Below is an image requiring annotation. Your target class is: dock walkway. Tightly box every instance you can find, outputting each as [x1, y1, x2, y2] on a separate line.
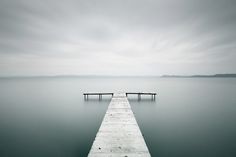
[88, 93, 151, 157]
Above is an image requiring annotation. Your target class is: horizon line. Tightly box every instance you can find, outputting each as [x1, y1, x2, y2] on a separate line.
[0, 73, 236, 78]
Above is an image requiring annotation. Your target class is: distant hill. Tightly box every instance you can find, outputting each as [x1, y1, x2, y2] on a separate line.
[161, 74, 236, 78]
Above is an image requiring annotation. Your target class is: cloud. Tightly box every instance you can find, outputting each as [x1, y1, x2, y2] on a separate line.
[0, 0, 236, 76]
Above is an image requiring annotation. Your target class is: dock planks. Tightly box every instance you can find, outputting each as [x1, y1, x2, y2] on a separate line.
[88, 93, 151, 157]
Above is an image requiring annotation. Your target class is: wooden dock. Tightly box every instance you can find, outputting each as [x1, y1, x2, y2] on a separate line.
[83, 93, 113, 100]
[88, 93, 151, 157]
[83, 92, 156, 101]
[126, 92, 156, 101]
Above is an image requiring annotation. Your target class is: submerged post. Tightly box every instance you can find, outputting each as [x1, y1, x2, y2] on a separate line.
[84, 94, 88, 100]
[138, 93, 141, 101]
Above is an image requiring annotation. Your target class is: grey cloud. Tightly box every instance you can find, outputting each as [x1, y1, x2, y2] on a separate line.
[0, 0, 236, 75]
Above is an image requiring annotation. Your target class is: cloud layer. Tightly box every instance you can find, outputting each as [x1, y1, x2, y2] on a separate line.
[0, 0, 236, 76]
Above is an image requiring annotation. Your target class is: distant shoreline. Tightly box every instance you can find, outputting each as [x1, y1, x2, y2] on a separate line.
[161, 74, 236, 78]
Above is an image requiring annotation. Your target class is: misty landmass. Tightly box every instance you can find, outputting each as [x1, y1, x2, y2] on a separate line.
[162, 74, 236, 78]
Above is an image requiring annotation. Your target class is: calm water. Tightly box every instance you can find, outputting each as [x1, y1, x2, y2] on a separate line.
[0, 77, 236, 157]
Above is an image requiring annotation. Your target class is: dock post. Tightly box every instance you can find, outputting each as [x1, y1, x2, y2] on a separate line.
[138, 93, 141, 101]
[84, 94, 88, 101]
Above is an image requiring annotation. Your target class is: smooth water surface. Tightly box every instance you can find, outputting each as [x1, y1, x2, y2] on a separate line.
[0, 77, 236, 157]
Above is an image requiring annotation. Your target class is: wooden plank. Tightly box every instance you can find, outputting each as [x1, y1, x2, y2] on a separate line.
[88, 93, 151, 157]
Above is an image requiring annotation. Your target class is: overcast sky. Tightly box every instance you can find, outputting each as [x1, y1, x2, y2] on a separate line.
[0, 0, 236, 76]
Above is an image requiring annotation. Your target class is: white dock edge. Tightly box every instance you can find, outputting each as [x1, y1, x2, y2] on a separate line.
[88, 93, 151, 157]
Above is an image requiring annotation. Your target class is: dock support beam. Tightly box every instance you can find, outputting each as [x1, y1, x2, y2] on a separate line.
[84, 94, 88, 101]
[138, 93, 141, 101]
[151, 94, 156, 101]
[99, 94, 102, 100]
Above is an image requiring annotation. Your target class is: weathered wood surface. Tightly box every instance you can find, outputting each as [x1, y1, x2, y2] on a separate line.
[88, 93, 151, 157]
